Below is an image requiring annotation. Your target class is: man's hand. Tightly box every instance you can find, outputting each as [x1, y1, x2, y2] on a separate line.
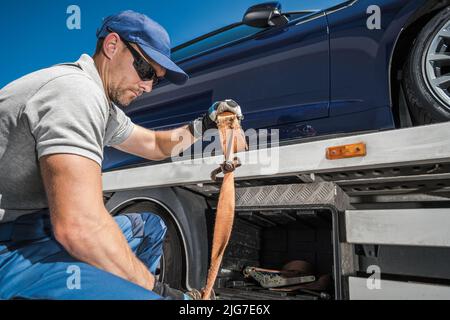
[207, 99, 244, 124]
[189, 99, 244, 138]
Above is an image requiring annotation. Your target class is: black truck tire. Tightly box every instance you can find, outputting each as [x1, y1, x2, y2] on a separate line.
[117, 201, 184, 290]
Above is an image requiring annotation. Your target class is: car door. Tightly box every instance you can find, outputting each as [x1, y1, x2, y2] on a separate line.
[104, 9, 330, 170]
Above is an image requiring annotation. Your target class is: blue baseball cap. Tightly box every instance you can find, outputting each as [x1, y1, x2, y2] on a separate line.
[97, 10, 188, 85]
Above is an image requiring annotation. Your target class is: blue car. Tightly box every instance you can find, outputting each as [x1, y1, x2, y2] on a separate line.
[104, 0, 450, 171]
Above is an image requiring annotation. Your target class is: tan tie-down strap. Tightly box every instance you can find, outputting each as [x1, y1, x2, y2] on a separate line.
[202, 112, 247, 300]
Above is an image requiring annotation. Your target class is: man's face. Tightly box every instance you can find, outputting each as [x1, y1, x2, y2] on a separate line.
[108, 38, 166, 107]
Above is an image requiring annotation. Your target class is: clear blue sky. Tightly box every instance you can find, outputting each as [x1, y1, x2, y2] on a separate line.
[0, 0, 341, 87]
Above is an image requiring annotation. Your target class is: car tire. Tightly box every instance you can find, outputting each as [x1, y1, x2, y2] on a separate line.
[117, 201, 185, 290]
[403, 6, 450, 124]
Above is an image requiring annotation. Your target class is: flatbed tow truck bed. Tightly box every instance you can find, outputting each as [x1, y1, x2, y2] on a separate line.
[102, 122, 450, 300]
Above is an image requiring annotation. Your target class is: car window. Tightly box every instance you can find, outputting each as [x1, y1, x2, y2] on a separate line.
[172, 24, 260, 62]
[172, 12, 314, 63]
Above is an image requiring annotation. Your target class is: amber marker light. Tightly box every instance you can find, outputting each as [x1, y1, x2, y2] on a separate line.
[326, 142, 367, 160]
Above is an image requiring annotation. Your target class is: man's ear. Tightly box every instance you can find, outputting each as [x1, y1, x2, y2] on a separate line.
[102, 33, 121, 59]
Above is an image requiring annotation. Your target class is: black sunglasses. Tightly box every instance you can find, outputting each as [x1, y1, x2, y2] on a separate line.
[123, 41, 160, 85]
[107, 28, 161, 84]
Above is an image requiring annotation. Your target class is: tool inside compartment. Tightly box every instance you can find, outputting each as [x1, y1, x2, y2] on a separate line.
[212, 209, 336, 300]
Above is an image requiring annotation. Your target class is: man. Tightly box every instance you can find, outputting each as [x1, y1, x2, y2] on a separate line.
[0, 10, 242, 300]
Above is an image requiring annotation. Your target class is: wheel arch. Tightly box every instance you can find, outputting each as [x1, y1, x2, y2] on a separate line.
[104, 186, 210, 290]
[390, 1, 450, 127]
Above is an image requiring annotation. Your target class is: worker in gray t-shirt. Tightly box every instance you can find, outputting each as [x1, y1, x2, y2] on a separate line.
[0, 10, 243, 300]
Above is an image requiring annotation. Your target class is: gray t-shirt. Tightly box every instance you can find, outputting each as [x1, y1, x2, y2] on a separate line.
[0, 54, 134, 223]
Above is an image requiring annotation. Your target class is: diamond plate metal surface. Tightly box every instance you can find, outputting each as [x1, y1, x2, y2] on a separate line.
[235, 182, 351, 212]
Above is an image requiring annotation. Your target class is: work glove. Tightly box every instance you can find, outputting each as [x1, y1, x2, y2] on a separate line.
[184, 288, 216, 300]
[152, 281, 186, 300]
[153, 281, 216, 300]
[188, 99, 244, 138]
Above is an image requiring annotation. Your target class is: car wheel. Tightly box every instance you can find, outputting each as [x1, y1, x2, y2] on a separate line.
[403, 6, 450, 124]
[117, 201, 184, 290]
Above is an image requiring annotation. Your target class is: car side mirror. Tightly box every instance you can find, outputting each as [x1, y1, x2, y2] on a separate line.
[243, 2, 289, 28]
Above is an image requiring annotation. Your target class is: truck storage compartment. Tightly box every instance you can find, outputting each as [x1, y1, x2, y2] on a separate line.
[214, 208, 339, 300]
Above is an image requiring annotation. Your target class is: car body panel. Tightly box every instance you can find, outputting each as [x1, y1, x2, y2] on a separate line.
[327, 0, 427, 117]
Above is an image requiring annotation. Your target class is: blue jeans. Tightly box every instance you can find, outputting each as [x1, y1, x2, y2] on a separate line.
[0, 210, 167, 300]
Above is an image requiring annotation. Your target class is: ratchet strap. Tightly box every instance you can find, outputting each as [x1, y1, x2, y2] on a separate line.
[202, 112, 247, 300]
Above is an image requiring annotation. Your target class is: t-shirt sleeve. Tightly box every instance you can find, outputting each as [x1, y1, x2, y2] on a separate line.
[23, 74, 109, 166]
[104, 104, 135, 147]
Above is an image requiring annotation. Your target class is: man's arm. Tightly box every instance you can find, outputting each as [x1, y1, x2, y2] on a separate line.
[114, 124, 196, 161]
[114, 100, 243, 161]
[40, 154, 156, 291]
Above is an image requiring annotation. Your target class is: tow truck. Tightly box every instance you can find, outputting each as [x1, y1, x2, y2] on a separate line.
[102, 121, 450, 300]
